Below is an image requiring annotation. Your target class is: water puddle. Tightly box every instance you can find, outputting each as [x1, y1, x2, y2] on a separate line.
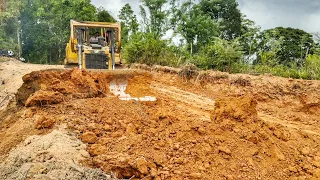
[109, 79, 157, 102]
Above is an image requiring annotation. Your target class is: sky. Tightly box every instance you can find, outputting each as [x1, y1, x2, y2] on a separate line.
[91, 0, 320, 33]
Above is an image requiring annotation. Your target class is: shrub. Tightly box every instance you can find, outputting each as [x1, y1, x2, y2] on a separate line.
[190, 38, 243, 71]
[305, 54, 320, 79]
[178, 63, 199, 81]
[123, 33, 319, 81]
[123, 32, 185, 67]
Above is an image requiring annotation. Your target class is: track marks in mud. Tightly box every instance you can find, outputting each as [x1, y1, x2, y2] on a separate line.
[152, 82, 320, 137]
[152, 83, 215, 121]
[152, 83, 215, 111]
[259, 113, 320, 137]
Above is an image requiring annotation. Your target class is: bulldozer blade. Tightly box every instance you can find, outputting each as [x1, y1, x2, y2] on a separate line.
[108, 70, 157, 102]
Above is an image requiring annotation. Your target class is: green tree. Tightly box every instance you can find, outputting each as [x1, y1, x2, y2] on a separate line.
[140, 0, 168, 37]
[199, 0, 242, 40]
[96, 7, 116, 22]
[20, 0, 96, 63]
[192, 38, 243, 71]
[124, 32, 183, 67]
[239, 16, 261, 61]
[305, 54, 320, 79]
[119, 4, 139, 46]
[0, 0, 25, 56]
[258, 27, 314, 66]
[172, 0, 220, 54]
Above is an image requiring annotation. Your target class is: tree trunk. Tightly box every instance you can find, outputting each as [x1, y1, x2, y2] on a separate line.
[17, 22, 21, 57]
[248, 42, 252, 62]
[228, 58, 231, 73]
[49, 50, 51, 65]
[305, 47, 309, 59]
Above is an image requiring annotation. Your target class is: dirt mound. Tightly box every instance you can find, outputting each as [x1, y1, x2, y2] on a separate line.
[34, 94, 320, 179]
[16, 69, 153, 106]
[0, 130, 111, 180]
[212, 96, 258, 123]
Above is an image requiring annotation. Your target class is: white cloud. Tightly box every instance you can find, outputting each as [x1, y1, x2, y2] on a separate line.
[91, 0, 125, 19]
[238, 0, 320, 33]
[91, 0, 140, 20]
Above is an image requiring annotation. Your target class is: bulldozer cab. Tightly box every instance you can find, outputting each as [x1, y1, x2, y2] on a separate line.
[65, 20, 122, 70]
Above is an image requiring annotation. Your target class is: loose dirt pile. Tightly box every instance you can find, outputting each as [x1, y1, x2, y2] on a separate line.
[16, 68, 153, 106]
[58, 96, 319, 179]
[1, 67, 320, 180]
[0, 129, 110, 180]
[0, 58, 62, 110]
[211, 96, 258, 123]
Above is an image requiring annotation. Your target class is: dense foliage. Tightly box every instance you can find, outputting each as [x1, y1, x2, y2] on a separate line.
[0, 0, 319, 79]
[0, 0, 112, 64]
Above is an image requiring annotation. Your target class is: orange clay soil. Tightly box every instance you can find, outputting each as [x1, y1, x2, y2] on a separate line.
[1, 68, 320, 180]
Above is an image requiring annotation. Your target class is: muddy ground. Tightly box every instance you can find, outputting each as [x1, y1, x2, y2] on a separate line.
[1, 58, 320, 180]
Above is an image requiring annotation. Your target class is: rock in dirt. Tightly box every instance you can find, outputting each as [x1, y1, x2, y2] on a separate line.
[135, 158, 149, 175]
[24, 108, 34, 118]
[288, 166, 298, 173]
[211, 96, 258, 123]
[313, 169, 320, 178]
[273, 127, 291, 141]
[300, 147, 311, 156]
[312, 161, 320, 168]
[189, 172, 202, 179]
[126, 123, 137, 135]
[25, 90, 64, 107]
[81, 132, 98, 144]
[0, 130, 110, 180]
[89, 144, 107, 156]
[218, 146, 232, 155]
[35, 116, 55, 129]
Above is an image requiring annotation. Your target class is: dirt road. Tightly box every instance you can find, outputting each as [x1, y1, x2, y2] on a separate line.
[0, 58, 63, 110]
[1, 58, 320, 179]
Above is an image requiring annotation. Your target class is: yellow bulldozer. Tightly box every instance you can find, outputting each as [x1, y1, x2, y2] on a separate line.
[64, 20, 122, 70]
